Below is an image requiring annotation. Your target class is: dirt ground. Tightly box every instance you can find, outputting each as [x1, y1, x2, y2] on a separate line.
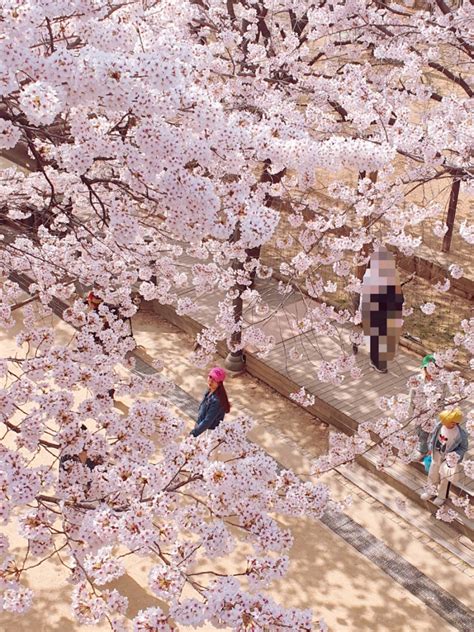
[0, 305, 472, 632]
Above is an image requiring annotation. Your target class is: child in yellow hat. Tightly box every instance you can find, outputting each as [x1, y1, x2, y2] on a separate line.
[420, 408, 468, 506]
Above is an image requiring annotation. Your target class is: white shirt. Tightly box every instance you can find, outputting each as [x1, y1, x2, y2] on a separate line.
[436, 426, 459, 454]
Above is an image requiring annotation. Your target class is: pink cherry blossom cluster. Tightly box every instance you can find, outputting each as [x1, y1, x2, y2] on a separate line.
[0, 291, 333, 627]
[0, 0, 473, 627]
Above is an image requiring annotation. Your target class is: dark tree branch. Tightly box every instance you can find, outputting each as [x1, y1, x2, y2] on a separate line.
[428, 61, 473, 97]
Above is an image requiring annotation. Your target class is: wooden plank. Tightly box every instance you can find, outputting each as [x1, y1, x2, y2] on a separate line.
[338, 382, 412, 417]
[322, 381, 406, 414]
[298, 360, 413, 395]
[337, 462, 474, 567]
[245, 354, 359, 435]
[360, 451, 474, 537]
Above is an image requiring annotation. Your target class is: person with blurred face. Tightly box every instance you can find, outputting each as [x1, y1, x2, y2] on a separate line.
[361, 246, 404, 374]
[420, 408, 468, 506]
[191, 367, 231, 437]
[408, 354, 447, 461]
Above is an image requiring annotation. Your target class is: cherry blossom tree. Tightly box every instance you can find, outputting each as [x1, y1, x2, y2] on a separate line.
[0, 0, 473, 628]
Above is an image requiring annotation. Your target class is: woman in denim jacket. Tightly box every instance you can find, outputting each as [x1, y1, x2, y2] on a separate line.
[191, 367, 231, 437]
[421, 408, 468, 506]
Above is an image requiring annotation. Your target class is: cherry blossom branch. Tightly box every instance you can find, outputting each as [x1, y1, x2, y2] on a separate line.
[2, 419, 60, 449]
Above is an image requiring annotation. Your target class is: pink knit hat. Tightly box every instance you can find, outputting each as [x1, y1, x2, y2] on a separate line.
[208, 367, 226, 383]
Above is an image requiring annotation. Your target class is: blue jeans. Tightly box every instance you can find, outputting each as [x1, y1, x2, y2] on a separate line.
[416, 426, 429, 454]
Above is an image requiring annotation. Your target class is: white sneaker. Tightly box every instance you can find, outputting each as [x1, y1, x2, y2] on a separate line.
[420, 491, 435, 501]
[370, 361, 388, 374]
[433, 496, 446, 507]
[412, 451, 428, 462]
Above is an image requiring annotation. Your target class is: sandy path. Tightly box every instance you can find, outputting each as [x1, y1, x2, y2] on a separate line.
[0, 305, 472, 632]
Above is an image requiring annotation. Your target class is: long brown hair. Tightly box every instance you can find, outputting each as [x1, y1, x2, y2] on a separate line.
[215, 383, 231, 414]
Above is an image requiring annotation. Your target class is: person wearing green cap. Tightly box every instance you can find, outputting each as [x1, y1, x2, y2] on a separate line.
[421, 353, 436, 369]
[407, 353, 446, 460]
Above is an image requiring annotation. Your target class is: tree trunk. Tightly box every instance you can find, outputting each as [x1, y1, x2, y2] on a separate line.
[224, 222, 246, 372]
[441, 175, 461, 253]
[224, 160, 287, 370]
